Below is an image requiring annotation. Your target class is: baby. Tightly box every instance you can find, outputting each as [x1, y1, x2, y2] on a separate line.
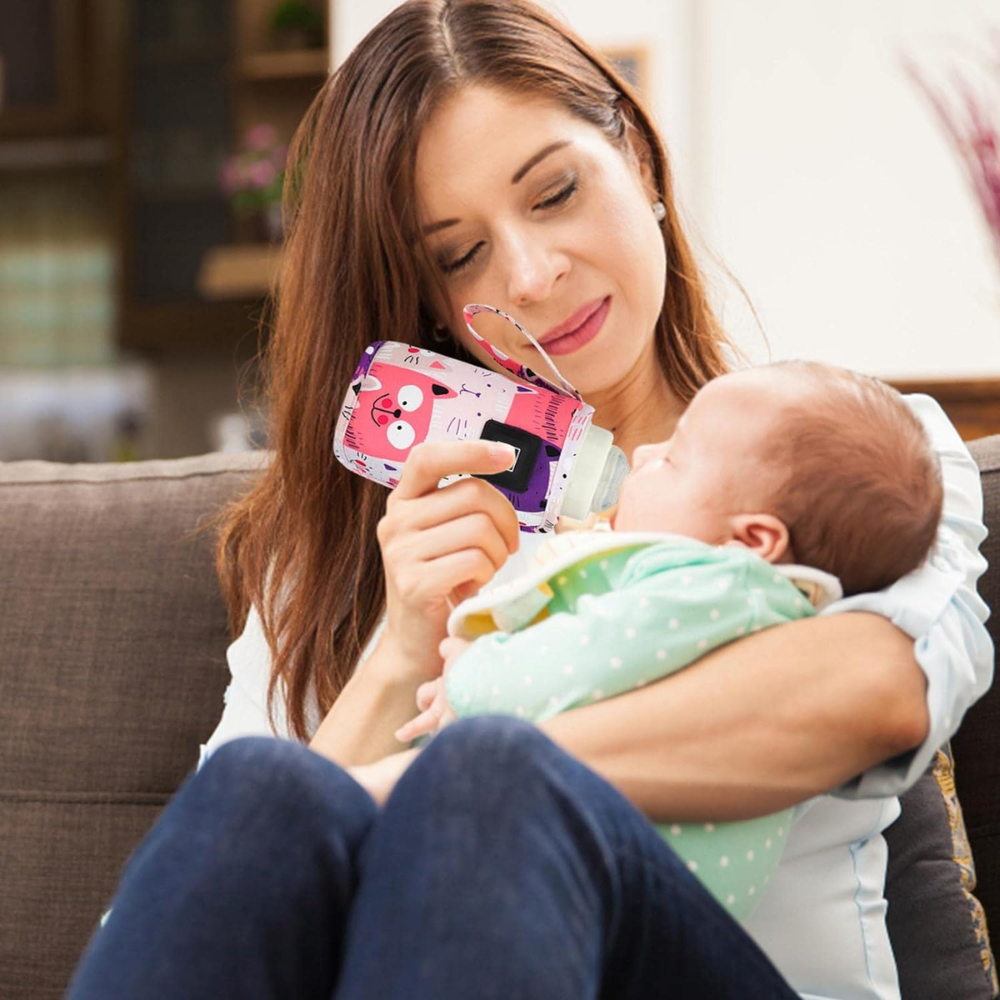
[396, 359, 944, 920]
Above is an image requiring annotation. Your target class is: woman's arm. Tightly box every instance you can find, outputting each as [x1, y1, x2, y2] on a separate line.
[539, 610, 927, 822]
[823, 395, 993, 795]
[309, 440, 522, 767]
[308, 630, 431, 765]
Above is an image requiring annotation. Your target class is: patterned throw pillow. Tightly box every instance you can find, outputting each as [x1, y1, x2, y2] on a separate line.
[932, 745, 998, 994]
[885, 744, 998, 999]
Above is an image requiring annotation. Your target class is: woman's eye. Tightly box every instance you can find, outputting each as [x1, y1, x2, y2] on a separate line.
[536, 179, 577, 211]
[437, 179, 577, 277]
[440, 243, 483, 276]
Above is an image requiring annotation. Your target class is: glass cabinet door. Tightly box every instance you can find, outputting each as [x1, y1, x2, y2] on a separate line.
[0, 0, 83, 135]
[127, 0, 233, 304]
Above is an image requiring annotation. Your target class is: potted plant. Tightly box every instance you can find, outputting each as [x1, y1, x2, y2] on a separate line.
[219, 124, 289, 244]
[268, 0, 325, 51]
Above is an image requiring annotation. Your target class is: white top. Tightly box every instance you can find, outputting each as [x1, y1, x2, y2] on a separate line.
[201, 393, 993, 1000]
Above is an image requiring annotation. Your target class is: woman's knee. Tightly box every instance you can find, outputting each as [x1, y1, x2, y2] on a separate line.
[384, 717, 626, 904]
[188, 737, 377, 842]
[398, 716, 579, 820]
[404, 717, 657, 858]
[424, 715, 558, 774]
[196, 736, 322, 800]
[105, 738, 374, 957]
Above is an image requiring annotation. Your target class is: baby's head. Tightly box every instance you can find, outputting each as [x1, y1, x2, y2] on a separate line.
[612, 361, 943, 596]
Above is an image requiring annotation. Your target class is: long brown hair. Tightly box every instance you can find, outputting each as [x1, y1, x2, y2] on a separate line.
[215, 0, 736, 740]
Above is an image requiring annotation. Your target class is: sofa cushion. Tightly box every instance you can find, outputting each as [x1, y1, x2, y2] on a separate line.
[955, 436, 1000, 925]
[1, 793, 169, 999]
[881, 434, 1000, 999]
[0, 452, 265, 1000]
[4, 441, 1000, 999]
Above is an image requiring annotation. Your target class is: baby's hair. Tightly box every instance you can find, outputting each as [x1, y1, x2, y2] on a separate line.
[762, 361, 943, 597]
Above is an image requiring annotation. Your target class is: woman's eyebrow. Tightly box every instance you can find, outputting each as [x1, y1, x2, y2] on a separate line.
[421, 140, 574, 236]
[423, 217, 460, 236]
[511, 140, 572, 184]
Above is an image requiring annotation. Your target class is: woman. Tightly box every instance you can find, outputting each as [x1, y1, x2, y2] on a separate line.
[67, 2, 991, 998]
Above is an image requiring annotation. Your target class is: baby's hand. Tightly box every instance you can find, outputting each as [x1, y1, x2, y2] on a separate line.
[394, 635, 473, 743]
[393, 634, 469, 744]
[439, 635, 472, 672]
[394, 677, 455, 743]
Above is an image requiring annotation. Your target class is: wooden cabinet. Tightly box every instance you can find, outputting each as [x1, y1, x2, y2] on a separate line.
[118, 0, 328, 347]
[0, 0, 84, 136]
[196, 0, 329, 302]
[117, 0, 251, 349]
[889, 379, 1000, 443]
[0, 0, 327, 354]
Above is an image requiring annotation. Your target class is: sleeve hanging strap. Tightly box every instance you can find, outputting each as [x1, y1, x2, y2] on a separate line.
[462, 303, 584, 402]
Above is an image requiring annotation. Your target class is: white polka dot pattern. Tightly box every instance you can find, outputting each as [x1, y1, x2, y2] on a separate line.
[443, 536, 816, 924]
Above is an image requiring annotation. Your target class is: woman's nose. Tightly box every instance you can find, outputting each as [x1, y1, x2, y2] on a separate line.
[501, 230, 569, 307]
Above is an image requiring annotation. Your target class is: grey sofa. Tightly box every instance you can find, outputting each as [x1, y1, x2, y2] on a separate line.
[2, 444, 999, 998]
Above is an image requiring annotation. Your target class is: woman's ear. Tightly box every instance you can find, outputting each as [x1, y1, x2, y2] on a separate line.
[632, 139, 657, 200]
[728, 514, 793, 564]
[620, 108, 658, 199]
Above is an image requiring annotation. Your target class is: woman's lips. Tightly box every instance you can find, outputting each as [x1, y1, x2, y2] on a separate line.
[539, 297, 611, 356]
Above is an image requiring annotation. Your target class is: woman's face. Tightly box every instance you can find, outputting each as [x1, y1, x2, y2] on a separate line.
[414, 85, 668, 396]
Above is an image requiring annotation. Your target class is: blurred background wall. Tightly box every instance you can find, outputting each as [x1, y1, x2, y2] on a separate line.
[689, 1, 1000, 379]
[1, 0, 998, 462]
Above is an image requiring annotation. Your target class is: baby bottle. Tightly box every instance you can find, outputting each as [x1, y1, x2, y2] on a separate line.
[333, 304, 629, 533]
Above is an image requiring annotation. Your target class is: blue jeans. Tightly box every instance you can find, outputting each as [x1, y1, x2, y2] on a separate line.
[66, 717, 798, 999]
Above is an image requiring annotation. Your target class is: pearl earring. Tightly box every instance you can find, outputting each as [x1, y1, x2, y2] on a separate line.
[652, 200, 667, 223]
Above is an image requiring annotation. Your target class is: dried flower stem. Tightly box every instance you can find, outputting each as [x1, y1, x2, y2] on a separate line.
[904, 36, 1000, 273]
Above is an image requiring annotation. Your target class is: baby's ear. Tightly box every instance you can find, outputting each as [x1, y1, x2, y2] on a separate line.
[729, 514, 792, 564]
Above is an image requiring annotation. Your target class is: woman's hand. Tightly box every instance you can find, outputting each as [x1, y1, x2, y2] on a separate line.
[307, 443, 517, 767]
[376, 440, 520, 684]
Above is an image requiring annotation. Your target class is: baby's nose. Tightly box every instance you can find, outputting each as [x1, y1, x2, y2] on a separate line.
[631, 444, 656, 469]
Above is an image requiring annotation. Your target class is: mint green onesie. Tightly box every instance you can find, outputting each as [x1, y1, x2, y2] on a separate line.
[444, 532, 840, 923]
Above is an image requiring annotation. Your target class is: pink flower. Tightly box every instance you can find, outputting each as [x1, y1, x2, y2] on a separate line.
[219, 124, 286, 200]
[246, 124, 278, 152]
[250, 161, 278, 189]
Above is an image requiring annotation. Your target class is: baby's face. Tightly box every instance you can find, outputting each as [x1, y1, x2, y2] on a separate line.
[612, 370, 786, 540]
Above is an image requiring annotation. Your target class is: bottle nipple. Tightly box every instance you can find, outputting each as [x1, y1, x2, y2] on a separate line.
[560, 425, 630, 520]
[591, 445, 629, 512]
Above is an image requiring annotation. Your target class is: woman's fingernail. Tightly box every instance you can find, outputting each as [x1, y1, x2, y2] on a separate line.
[489, 442, 517, 467]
